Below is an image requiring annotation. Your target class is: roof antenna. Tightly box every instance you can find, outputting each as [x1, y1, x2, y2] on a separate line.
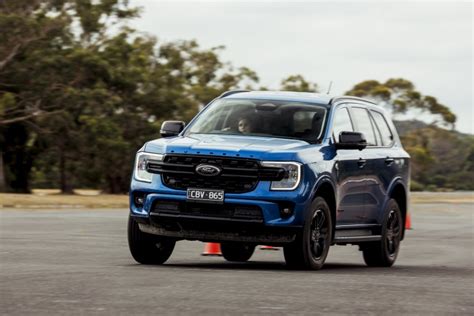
[326, 81, 333, 95]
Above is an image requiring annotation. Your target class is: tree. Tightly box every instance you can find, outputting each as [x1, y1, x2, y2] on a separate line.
[399, 125, 474, 191]
[0, 0, 139, 193]
[0, 0, 261, 193]
[346, 78, 456, 129]
[280, 75, 319, 92]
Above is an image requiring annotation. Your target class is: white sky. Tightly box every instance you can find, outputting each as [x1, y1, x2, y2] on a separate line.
[130, 0, 473, 134]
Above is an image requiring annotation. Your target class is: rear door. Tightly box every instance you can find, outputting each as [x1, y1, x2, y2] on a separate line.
[367, 110, 399, 222]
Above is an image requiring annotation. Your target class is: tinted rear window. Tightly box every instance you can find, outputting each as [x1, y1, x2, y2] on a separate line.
[371, 111, 394, 146]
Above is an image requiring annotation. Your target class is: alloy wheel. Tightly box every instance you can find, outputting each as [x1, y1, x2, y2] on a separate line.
[385, 209, 401, 258]
[310, 209, 329, 260]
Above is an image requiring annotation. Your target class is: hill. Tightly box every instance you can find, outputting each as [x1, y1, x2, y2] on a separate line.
[394, 120, 474, 191]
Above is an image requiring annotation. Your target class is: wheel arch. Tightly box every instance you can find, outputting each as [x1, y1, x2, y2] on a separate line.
[311, 176, 337, 241]
[388, 180, 408, 239]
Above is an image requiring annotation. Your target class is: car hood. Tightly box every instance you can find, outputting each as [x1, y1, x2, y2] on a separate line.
[144, 134, 316, 161]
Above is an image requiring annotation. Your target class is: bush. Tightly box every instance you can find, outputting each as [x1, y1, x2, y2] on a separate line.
[410, 180, 424, 191]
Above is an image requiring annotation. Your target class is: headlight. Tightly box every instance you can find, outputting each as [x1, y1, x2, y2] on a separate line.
[261, 161, 302, 190]
[134, 152, 163, 183]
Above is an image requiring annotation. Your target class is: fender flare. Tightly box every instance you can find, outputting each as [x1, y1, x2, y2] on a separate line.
[379, 177, 409, 224]
[310, 174, 337, 202]
[308, 174, 338, 241]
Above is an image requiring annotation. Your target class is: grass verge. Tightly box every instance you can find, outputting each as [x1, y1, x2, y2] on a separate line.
[1, 190, 127, 209]
[0, 190, 472, 209]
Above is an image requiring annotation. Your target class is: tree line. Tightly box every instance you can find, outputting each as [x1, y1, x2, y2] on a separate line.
[1, 0, 472, 193]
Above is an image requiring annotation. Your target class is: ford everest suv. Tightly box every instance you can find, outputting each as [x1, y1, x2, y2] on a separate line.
[128, 90, 410, 270]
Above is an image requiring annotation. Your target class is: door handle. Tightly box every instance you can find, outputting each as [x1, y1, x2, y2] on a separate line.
[385, 157, 395, 166]
[358, 158, 367, 168]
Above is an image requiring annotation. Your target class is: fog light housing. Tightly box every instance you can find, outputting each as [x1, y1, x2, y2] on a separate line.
[279, 202, 294, 218]
[134, 193, 147, 207]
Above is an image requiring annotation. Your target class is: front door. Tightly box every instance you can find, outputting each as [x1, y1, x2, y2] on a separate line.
[332, 106, 369, 225]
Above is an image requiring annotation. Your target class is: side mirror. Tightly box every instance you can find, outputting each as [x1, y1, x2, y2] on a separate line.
[160, 121, 185, 137]
[335, 131, 367, 150]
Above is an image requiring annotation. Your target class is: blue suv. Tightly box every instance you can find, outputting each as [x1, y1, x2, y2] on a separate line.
[128, 90, 410, 270]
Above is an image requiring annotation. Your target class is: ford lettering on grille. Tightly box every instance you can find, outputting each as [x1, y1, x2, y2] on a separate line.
[195, 164, 221, 177]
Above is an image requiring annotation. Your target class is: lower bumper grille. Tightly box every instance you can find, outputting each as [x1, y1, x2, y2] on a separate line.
[152, 200, 263, 222]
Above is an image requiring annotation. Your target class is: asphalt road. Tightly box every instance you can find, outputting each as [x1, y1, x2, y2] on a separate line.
[1, 202, 473, 315]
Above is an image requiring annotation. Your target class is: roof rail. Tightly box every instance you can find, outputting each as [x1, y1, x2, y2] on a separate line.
[218, 90, 249, 98]
[330, 96, 377, 105]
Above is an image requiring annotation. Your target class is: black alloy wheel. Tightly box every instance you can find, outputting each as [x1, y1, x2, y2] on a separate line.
[310, 209, 330, 261]
[362, 199, 402, 267]
[385, 209, 401, 258]
[284, 197, 332, 270]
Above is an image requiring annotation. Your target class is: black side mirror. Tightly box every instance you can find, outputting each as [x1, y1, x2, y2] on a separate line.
[160, 121, 185, 137]
[335, 131, 367, 150]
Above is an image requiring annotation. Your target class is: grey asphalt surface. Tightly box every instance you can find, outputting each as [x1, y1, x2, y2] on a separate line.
[1, 201, 473, 315]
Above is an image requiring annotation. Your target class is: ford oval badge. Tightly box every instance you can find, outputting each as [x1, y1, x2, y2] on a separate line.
[195, 164, 221, 177]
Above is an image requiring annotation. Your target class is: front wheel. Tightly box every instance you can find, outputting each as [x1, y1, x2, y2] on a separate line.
[362, 199, 402, 267]
[128, 216, 175, 264]
[221, 243, 255, 262]
[283, 197, 332, 270]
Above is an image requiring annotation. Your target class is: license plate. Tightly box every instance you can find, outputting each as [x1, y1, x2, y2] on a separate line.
[187, 188, 224, 204]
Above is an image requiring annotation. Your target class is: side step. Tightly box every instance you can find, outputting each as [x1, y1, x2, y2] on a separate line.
[333, 224, 381, 244]
[333, 235, 381, 243]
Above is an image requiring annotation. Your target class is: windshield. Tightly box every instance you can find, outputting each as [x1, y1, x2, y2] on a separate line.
[186, 98, 328, 143]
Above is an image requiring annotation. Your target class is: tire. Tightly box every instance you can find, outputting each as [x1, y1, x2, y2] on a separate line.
[221, 243, 255, 262]
[362, 199, 402, 267]
[283, 197, 332, 270]
[128, 216, 175, 264]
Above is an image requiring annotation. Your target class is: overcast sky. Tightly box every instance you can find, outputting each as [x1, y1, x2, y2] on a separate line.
[131, 0, 473, 134]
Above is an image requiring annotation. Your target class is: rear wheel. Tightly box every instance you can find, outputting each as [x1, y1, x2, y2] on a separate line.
[128, 216, 175, 264]
[283, 197, 332, 270]
[221, 243, 255, 262]
[362, 199, 402, 267]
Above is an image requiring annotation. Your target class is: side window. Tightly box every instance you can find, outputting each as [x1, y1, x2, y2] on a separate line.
[371, 111, 394, 146]
[351, 107, 377, 146]
[372, 115, 383, 146]
[332, 107, 354, 142]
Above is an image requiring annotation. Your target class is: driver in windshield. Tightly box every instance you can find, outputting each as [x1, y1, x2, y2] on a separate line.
[237, 116, 255, 134]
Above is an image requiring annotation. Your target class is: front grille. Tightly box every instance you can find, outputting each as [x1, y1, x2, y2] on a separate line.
[153, 200, 263, 221]
[147, 154, 284, 193]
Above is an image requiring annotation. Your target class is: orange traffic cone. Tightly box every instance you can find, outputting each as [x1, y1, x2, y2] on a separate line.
[260, 245, 279, 251]
[201, 243, 222, 256]
[405, 213, 412, 230]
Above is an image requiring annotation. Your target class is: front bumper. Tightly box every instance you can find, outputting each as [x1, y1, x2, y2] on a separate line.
[130, 192, 305, 244]
[135, 215, 299, 244]
[130, 166, 315, 244]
